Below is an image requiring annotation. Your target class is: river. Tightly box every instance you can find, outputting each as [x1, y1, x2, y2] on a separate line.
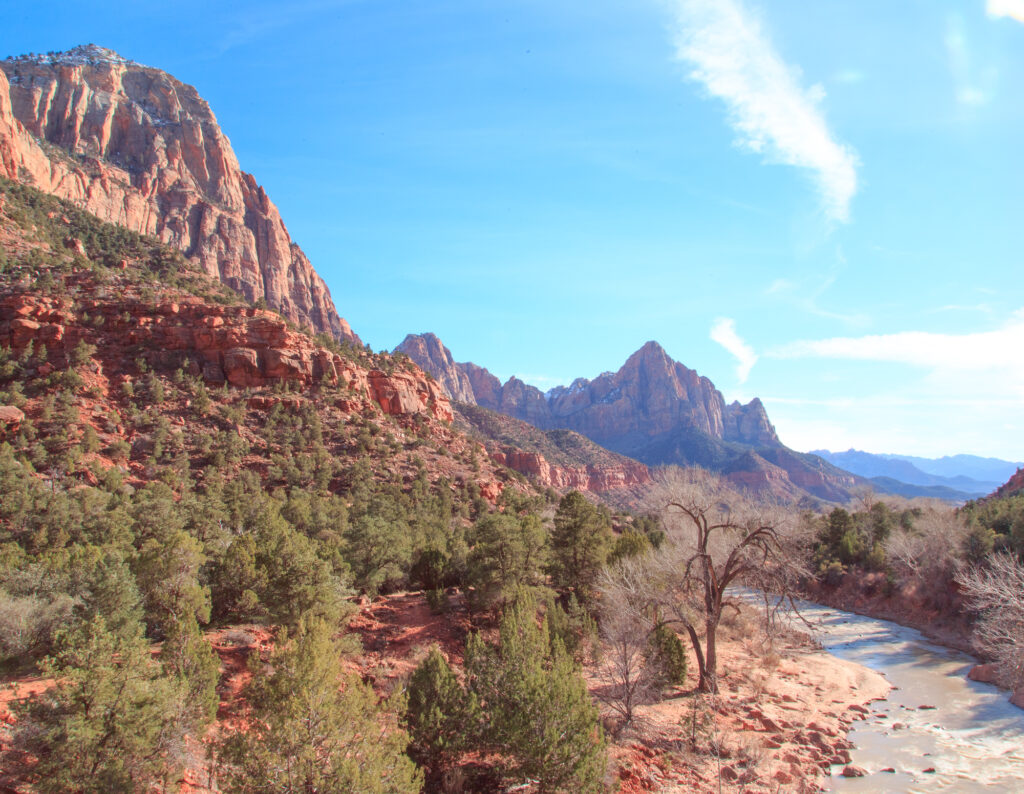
[785, 600, 1024, 792]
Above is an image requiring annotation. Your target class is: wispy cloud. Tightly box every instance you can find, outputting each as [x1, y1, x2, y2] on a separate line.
[945, 14, 998, 106]
[769, 310, 1024, 395]
[766, 269, 871, 327]
[710, 317, 758, 383]
[987, 0, 1024, 24]
[218, 0, 355, 53]
[668, 0, 858, 223]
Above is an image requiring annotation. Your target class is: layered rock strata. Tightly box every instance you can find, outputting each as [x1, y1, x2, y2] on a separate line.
[0, 46, 356, 342]
[490, 448, 649, 492]
[0, 293, 448, 422]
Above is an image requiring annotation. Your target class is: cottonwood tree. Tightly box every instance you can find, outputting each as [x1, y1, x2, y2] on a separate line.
[884, 502, 969, 611]
[601, 468, 804, 694]
[594, 592, 661, 727]
[956, 553, 1024, 690]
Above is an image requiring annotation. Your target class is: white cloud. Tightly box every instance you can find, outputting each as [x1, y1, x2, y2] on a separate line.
[710, 317, 758, 383]
[669, 0, 858, 223]
[769, 310, 1024, 400]
[765, 269, 871, 327]
[987, 0, 1024, 24]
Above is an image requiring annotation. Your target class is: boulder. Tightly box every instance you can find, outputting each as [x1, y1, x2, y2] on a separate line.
[0, 405, 25, 427]
[968, 664, 1000, 685]
[1010, 689, 1024, 710]
[63, 236, 87, 257]
[222, 347, 262, 387]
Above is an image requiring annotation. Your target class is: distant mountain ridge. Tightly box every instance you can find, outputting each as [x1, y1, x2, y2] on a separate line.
[811, 449, 1022, 497]
[0, 45, 358, 342]
[397, 332, 858, 503]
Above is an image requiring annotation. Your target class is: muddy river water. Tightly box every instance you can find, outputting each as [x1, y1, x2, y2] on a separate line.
[783, 600, 1024, 792]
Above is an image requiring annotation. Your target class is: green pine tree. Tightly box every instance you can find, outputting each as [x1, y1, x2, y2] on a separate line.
[405, 645, 476, 776]
[12, 615, 182, 793]
[549, 491, 612, 602]
[466, 598, 607, 793]
[218, 616, 422, 793]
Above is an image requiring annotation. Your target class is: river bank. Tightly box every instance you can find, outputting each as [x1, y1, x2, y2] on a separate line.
[602, 606, 891, 792]
[784, 599, 1024, 792]
[803, 572, 977, 657]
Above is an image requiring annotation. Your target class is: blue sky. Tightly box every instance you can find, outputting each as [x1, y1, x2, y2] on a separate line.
[5, 0, 1023, 458]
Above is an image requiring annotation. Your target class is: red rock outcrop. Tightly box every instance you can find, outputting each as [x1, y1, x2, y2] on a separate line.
[993, 467, 1024, 499]
[0, 46, 357, 342]
[491, 448, 650, 493]
[0, 293, 449, 423]
[0, 405, 24, 435]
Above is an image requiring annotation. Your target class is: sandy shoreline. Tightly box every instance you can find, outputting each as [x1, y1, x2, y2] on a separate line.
[603, 613, 891, 792]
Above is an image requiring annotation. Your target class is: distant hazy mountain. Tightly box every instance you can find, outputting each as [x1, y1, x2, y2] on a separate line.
[880, 453, 1022, 484]
[811, 449, 1021, 497]
[866, 477, 979, 503]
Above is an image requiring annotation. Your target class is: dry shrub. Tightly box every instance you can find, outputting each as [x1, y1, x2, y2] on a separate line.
[222, 628, 256, 647]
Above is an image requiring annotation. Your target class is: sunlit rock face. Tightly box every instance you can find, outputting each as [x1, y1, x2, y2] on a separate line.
[0, 45, 358, 343]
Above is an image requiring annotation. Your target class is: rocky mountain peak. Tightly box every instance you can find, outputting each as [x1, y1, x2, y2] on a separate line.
[395, 333, 475, 403]
[0, 45, 358, 342]
[5, 44, 136, 68]
[395, 333, 862, 501]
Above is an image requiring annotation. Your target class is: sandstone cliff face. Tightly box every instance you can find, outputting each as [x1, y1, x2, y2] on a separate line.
[491, 448, 649, 493]
[399, 332, 858, 503]
[461, 361, 503, 408]
[0, 46, 356, 342]
[0, 293, 447, 422]
[395, 333, 475, 403]
[545, 341, 779, 449]
[399, 334, 779, 451]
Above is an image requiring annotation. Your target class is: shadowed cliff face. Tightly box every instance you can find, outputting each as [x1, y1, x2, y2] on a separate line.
[398, 333, 860, 503]
[0, 45, 357, 343]
[397, 336, 780, 451]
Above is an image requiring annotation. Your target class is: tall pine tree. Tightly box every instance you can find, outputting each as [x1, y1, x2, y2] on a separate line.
[218, 617, 421, 793]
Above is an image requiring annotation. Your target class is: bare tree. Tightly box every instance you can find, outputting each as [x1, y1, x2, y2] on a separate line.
[593, 583, 660, 728]
[956, 553, 1024, 690]
[884, 501, 966, 579]
[609, 468, 806, 694]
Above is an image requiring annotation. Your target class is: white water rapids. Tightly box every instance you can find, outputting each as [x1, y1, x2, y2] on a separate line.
[781, 600, 1024, 792]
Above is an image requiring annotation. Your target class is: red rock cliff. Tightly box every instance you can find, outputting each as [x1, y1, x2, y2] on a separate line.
[491, 448, 650, 493]
[0, 293, 449, 423]
[395, 333, 476, 404]
[0, 46, 357, 343]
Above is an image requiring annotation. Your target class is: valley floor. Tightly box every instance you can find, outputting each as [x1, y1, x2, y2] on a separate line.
[0, 592, 891, 793]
